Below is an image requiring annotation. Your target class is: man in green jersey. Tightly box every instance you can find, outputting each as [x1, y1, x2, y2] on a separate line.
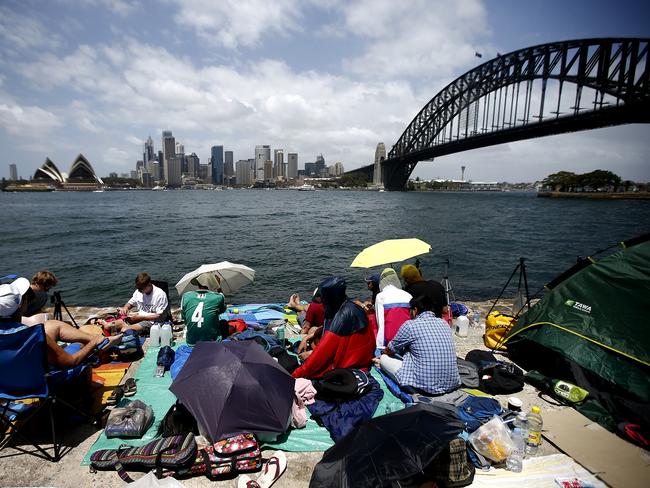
[181, 272, 226, 346]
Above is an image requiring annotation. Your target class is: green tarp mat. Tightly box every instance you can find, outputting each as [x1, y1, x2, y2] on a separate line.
[82, 346, 403, 465]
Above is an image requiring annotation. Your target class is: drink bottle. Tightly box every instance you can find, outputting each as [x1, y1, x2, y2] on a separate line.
[149, 323, 161, 348]
[160, 323, 172, 348]
[525, 405, 543, 455]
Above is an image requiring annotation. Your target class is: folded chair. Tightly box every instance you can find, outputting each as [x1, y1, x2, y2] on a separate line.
[0, 324, 90, 461]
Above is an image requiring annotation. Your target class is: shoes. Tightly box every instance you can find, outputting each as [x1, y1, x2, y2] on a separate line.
[106, 385, 124, 406]
[238, 450, 287, 488]
[123, 378, 137, 397]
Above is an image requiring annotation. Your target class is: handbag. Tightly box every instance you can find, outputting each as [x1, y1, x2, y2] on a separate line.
[483, 311, 515, 350]
[174, 433, 262, 480]
[105, 399, 154, 438]
[89, 432, 197, 482]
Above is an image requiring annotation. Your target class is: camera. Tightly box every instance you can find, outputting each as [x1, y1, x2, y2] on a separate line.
[50, 291, 62, 305]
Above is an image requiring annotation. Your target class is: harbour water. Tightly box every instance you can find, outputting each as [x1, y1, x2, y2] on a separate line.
[2, 189, 649, 307]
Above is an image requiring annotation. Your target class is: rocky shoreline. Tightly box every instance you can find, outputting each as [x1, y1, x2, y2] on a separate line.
[1, 299, 569, 488]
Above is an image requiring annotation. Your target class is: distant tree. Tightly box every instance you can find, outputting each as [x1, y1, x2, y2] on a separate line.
[542, 171, 578, 191]
[339, 173, 368, 187]
[580, 169, 621, 191]
[102, 176, 141, 188]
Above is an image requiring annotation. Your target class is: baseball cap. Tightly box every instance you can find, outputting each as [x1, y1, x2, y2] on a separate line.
[0, 277, 30, 318]
[365, 274, 380, 284]
[190, 272, 220, 291]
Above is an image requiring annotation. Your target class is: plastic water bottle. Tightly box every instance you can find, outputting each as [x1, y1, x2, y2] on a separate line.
[525, 405, 543, 455]
[160, 324, 172, 348]
[473, 311, 481, 327]
[149, 323, 161, 348]
[506, 425, 525, 472]
[454, 315, 469, 337]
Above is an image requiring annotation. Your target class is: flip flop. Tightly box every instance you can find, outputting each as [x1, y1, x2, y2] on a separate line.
[106, 385, 124, 406]
[123, 378, 137, 397]
[256, 451, 287, 488]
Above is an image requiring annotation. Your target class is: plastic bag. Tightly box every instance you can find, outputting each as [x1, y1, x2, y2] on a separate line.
[468, 415, 515, 462]
[105, 399, 154, 438]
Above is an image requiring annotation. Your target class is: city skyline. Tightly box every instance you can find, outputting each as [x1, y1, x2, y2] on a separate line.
[1, 1, 650, 183]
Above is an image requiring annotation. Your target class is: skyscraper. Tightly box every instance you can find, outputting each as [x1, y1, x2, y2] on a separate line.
[264, 160, 273, 180]
[254, 145, 270, 181]
[224, 151, 234, 180]
[9, 163, 17, 181]
[273, 149, 284, 178]
[144, 136, 155, 170]
[211, 145, 224, 185]
[162, 130, 175, 183]
[314, 154, 325, 176]
[287, 153, 298, 179]
[374, 142, 386, 185]
[187, 153, 200, 177]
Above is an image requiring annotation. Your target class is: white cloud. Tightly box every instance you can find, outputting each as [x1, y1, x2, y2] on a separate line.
[339, 0, 488, 79]
[74, 0, 142, 16]
[0, 101, 62, 135]
[0, 6, 62, 55]
[169, 0, 304, 49]
[103, 146, 131, 167]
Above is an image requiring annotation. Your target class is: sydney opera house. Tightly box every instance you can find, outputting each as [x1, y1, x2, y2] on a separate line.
[29, 154, 104, 191]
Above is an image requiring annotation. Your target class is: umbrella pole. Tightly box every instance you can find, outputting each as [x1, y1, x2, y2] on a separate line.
[442, 259, 455, 324]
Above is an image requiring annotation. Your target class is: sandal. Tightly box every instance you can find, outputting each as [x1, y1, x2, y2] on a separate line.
[106, 385, 124, 406]
[123, 378, 137, 397]
[238, 451, 287, 488]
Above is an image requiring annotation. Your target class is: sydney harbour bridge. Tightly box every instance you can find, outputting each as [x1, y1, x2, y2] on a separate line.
[347, 38, 650, 190]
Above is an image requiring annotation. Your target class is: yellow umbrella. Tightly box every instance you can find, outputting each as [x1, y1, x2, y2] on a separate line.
[350, 238, 432, 268]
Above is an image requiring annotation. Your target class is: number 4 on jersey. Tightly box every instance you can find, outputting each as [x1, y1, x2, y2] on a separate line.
[191, 301, 205, 328]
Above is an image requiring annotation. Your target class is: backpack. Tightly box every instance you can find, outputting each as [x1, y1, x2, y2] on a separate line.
[427, 438, 475, 488]
[314, 368, 372, 402]
[89, 432, 197, 482]
[456, 358, 480, 388]
[174, 433, 262, 480]
[483, 312, 515, 351]
[158, 401, 199, 437]
[456, 396, 503, 433]
[479, 362, 524, 395]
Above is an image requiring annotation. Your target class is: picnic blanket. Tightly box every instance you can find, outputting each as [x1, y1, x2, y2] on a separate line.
[91, 362, 130, 414]
[82, 347, 404, 465]
[226, 303, 299, 325]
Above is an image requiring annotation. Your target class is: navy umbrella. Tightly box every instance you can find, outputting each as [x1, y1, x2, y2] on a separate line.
[169, 341, 295, 441]
[309, 403, 465, 488]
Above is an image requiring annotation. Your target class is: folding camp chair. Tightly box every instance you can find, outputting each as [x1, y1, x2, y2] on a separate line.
[0, 324, 90, 461]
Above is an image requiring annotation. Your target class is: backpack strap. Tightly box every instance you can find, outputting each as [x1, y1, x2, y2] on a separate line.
[154, 443, 179, 479]
[114, 461, 134, 483]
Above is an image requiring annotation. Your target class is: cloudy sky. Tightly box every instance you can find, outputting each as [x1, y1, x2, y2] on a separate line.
[1, 0, 649, 183]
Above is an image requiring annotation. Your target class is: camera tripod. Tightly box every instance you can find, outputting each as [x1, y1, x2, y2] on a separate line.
[52, 291, 79, 328]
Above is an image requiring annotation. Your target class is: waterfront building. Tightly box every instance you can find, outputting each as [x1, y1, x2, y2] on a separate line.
[130, 170, 138, 180]
[198, 163, 209, 182]
[287, 153, 298, 179]
[254, 145, 270, 182]
[187, 152, 200, 178]
[162, 130, 175, 183]
[33, 158, 65, 185]
[167, 156, 183, 187]
[61, 154, 104, 191]
[150, 161, 161, 182]
[144, 136, 155, 170]
[141, 171, 153, 188]
[224, 150, 234, 178]
[263, 160, 272, 180]
[334, 162, 344, 176]
[374, 142, 385, 185]
[211, 145, 224, 185]
[236, 159, 253, 186]
[274, 149, 284, 178]
[9, 163, 17, 181]
[305, 162, 315, 176]
[314, 154, 325, 176]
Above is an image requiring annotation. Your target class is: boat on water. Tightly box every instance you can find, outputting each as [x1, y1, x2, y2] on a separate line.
[298, 184, 316, 191]
[151, 185, 165, 191]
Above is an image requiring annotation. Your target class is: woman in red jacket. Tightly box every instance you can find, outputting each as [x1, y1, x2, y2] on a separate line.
[292, 277, 375, 379]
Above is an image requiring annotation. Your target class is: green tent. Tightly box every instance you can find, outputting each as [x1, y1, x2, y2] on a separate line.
[505, 234, 650, 442]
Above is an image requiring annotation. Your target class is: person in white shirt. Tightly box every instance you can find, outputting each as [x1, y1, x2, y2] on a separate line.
[104, 272, 168, 334]
[374, 268, 412, 349]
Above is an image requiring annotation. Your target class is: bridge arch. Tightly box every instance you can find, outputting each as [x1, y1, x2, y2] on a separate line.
[361, 38, 650, 190]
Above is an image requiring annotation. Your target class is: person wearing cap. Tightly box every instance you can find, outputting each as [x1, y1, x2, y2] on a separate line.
[0, 277, 122, 368]
[379, 295, 460, 397]
[374, 268, 412, 349]
[107, 272, 169, 334]
[365, 274, 380, 306]
[181, 272, 226, 346]
[400, 264, 447, 319]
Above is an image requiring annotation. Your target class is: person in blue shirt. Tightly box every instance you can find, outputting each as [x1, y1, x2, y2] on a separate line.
[379, 295, 460, 396]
